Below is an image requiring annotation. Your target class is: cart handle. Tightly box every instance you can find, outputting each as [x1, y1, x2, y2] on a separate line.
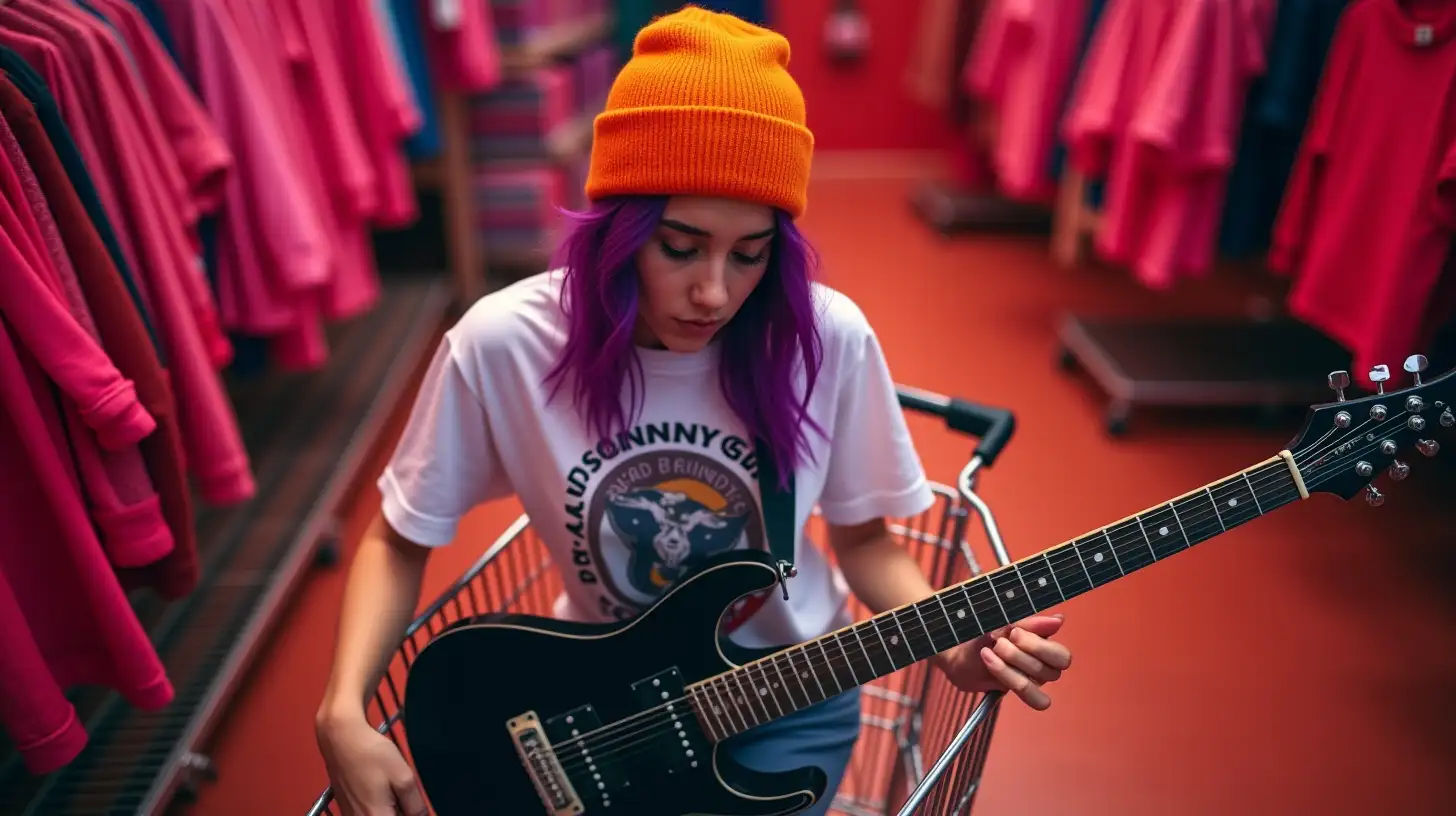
[896, 385, 1017, 468]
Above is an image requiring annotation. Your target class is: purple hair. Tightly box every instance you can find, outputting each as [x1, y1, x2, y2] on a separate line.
[543, 195, 825, 488]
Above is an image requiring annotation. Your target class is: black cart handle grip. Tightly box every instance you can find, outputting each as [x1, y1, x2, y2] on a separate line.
[895, 385, 1018, 468]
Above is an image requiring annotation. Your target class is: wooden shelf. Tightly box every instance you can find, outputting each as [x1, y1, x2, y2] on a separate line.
[502, 14, 614, 72]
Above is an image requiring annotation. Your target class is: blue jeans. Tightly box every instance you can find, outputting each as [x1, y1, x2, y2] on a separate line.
[720, 689, 863, 816]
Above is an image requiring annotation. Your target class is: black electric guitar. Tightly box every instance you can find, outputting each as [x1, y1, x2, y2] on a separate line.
[402, 358, 1454, 816]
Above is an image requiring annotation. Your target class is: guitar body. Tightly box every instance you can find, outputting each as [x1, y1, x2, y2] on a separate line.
[404, 550, 825, 816]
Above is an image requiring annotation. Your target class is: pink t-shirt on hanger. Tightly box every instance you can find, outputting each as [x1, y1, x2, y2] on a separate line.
[0, 110, 173, 570]
[1098, 0, 1276, 289]
[0, 2, 256, 505]
[422, 0, 503, 94]
[87, 0, 234, 216]
[965, 0, 1092, 203]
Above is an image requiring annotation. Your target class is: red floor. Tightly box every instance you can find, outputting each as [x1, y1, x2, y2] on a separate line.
[190, 177, 1456, 815]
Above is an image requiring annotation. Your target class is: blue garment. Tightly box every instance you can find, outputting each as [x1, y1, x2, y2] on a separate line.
[389, 0, 443, 158]
[0, 46, 165, 362]
[1048, 0, 1110, 182]
[720, 689, 862, 816]
[1218, 0, 1348, 258]
[126, 0, 186, 77]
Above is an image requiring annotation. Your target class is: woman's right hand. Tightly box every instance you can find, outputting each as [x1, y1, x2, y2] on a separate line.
[316, 712, 427, 816]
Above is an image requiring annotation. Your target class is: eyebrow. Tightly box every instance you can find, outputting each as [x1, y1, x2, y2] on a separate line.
[661, 218, 777, 241]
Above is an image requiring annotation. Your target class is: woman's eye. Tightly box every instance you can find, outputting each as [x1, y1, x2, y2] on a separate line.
[660, 241, 697, 260]
[733, 250, 768, 266]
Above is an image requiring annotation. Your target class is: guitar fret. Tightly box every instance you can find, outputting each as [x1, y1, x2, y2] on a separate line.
[835, 634, 863, 686]
[751, 663, 786, 719]
[866, 619, 901, 674]
[989, 569, 1037, 623]
[693, 687, 726, 742]
[1048, 547, 1092, 598]
[715, 677, 750, 733]
[1205, 487, 1227, 532]
[771, 657, 805, 711]
[1133, 516, 1158, 562]
[909, 603, 938, 655]
[852, 625, 892, 678]
[1102, 529, 1127, 575]
[800, 646, 828, 699]
[886, 612, 920, 665]
[966, 578, 1009, 632]
[816, 641, 842, 694]
[1075, 535, 1120, 588]
[1141, 503, 1186, 560]
[731, 671, 769, 724]
[1017, 555, 1063, 610]
[1241, 472, 1265, 514]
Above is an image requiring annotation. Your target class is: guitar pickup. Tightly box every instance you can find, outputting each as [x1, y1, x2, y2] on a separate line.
[506, 711, 584, 815]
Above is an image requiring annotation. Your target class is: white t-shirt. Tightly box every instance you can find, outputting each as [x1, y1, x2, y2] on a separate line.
[378, 270, 934, 649]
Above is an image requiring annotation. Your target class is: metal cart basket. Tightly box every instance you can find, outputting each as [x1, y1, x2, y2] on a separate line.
[306, 385, 1019, 816]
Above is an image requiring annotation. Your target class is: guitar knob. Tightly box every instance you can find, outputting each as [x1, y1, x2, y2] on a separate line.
[1406, 396, 1426, 413]
[1409, 416, 1427, 432]
[1334, 410, 1353, 428]
[1355, 461, 1374, 477]
[1380, 439, 1398, 455]
[1388, 460, 1410, 481]
[1365, 485, 1385, 507]
[1327, 370, 1350, 401]
[1369, 365, 1390, 394]
[1404, 354, 1428, 385]
[1370, 404, 1388, 421]
[1417, 439, 1440, 457]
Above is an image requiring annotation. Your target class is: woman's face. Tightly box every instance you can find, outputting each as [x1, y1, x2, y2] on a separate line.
[633, 196, 776, 352]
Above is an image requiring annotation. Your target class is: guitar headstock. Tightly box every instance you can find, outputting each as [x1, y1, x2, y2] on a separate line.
[1287, 355, 1455, 504]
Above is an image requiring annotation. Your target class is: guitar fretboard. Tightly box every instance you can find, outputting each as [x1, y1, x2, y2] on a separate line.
[689, 456, 1305, 741]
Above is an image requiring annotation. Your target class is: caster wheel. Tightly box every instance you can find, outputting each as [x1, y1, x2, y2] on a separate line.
[314, 537, 341, 568]
[1106, 405, 1130, 437]
[1056, 347, 1078, 372]
[314, 519, 343, 567]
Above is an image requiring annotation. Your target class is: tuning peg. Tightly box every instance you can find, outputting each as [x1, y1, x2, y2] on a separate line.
[1404, 354, 1429, 385]
[1365, 485, 1385, 506]
[1417, 439, 1440, 457]
[1441, 408, 1454, 428]
[1388, 460, 1410, 480]
[1327, 370, 1350, 401]
[1369, 365, 1391, 394]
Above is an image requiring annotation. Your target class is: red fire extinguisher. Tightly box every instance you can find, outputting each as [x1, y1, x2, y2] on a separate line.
[824, 0, 870, 64]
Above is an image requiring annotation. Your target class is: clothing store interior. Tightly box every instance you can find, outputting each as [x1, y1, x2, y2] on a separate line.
[3, 0, 1455, 814]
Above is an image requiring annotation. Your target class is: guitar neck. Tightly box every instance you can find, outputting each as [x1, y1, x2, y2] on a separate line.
[692, 453, 1308, 739]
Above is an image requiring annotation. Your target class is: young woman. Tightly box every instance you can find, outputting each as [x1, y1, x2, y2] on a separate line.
[315, 8, 1074, 816]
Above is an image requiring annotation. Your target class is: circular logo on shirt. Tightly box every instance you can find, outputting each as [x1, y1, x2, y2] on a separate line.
[561, 422, 774, 630]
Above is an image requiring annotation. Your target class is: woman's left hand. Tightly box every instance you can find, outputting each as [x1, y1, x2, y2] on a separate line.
[933, 613, 1072, 711]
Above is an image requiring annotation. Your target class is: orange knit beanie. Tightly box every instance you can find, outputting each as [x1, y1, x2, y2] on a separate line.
[585, 6, 814, 218]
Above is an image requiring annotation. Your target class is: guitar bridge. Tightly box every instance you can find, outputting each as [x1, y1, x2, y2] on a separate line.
[506, 711, 584, 815]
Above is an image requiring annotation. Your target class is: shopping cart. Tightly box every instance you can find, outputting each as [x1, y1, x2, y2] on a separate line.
[306, 385, 1019, 816]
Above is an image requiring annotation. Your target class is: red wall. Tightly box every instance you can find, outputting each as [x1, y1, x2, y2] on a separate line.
[773, 0, 957, 151]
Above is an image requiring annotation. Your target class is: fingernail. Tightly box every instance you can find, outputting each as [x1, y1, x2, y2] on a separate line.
[1009, 627, 1023, 640]
[1051, 613, 1065, 620]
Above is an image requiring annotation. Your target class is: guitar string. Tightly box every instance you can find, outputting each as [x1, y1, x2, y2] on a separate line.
[549, 445, 1375, 779]
[546, 418, 1414, 772]
[545, 422, 1414, 776]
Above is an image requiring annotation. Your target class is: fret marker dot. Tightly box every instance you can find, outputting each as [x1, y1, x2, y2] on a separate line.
[1227, 498, 1238, 507]
[1037, 577, 1048, 587]
[890, 635, 899, 645]
[1004, 590, 1015, 599]
[957, 609, 966, 619]
[758, 688, 767, 696]
[1093, 552, 1104, 563]
[1159, 526, 1169, 536]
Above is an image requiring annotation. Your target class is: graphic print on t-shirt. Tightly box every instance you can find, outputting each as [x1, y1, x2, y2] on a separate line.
[563, 420, 774, 629]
